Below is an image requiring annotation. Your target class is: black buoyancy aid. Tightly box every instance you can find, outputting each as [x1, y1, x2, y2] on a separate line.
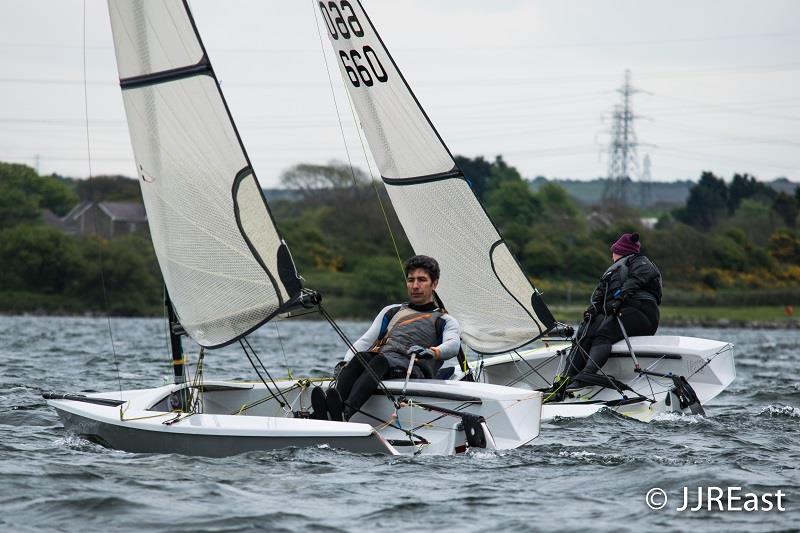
[371, 303, 444, 378]
[601, 254, 662, 309]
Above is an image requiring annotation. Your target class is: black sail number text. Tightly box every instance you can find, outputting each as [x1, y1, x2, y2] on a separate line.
[338, 46, 387, 87]
[319, 1, 389, 88]
[319, 1, 364, 40]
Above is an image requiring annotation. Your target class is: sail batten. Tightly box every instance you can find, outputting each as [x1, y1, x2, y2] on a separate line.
[108, 0, 302, 348]
[119, 60, 211, 90]
[322, 0, 555, 353]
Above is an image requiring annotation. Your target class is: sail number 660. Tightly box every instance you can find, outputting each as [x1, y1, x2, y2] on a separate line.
[338, 47, 387, 87]
[318, 1, 389, 87]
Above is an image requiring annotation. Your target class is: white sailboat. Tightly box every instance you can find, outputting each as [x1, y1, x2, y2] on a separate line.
[477, 334, 735, 422]
[44, 0, 542, 457]
[318, 0, 735, 421]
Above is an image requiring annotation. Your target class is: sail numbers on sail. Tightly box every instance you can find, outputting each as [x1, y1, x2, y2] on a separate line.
[318, 1, 364, 39]
[319, 1, 388, 87]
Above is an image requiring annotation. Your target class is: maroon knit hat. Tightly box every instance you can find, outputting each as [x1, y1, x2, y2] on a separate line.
[610, 232, 640, 256]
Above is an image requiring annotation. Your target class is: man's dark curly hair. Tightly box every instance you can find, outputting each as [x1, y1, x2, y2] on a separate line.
[404, 255, 440, 282]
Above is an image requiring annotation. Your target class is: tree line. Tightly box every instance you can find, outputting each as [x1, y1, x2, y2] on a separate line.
[2, 158, 799, 317]
[0, 162, 161, 315]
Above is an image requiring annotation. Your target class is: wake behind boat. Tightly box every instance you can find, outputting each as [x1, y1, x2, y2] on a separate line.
[44, 0, 542, 457]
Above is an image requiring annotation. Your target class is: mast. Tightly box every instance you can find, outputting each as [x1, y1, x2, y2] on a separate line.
[165, 292, 185, 385]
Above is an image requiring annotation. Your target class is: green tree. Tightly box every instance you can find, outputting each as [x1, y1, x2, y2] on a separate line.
[728, 173, 774, 213]
[676, 171, 728, 230]
[0, 225, 85, 293]
[564, 247, 609, 281]
[73, 175, 142, 202]
[521, 241, 563, 276]
[772, 192, 798, 228]
[488, 155, 524, 187]
[727, 198, 781, 243]
[646, 222, 709, 280]
[0, 188, 40, 229]
[281, 161, 368, 196]
[454, 155, 493, 200]
[769, 229, 800, 264]
[351, 255, 407, 310]
[78, 234, 163, 315]
[485, 179, 541, 254]
[0, 162, 79, 227]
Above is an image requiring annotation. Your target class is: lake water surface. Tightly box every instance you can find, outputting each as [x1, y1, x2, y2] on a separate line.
[0, 316, 797, 531]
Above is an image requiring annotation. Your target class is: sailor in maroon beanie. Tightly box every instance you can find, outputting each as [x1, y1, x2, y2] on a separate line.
[546, 232, 662, 401]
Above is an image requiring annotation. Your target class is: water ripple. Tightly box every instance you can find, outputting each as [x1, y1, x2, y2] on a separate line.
[1, 318, 798, 531]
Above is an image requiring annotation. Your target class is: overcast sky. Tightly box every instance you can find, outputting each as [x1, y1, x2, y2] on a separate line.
[1, 0, 798, 186]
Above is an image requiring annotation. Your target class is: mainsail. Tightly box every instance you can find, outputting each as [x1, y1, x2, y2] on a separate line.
[319, 1, 555, 353]
[108, 0, 303, 348]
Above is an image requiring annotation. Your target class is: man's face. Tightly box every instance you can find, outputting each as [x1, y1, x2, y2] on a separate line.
[612, 252, 622, 263]
[406, 268, 438, 305]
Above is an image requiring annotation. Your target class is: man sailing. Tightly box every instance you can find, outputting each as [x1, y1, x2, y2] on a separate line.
[312, 255, 461, 421]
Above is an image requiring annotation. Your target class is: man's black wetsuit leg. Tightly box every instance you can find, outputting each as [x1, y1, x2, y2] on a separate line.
[342, 353, 391, 420]
[578, 302, 659, 379]
[335, 352, 374, 401]
[563, 317, 603, 378]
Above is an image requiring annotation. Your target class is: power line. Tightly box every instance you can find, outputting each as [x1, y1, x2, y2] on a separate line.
[603, 70, 642, 207]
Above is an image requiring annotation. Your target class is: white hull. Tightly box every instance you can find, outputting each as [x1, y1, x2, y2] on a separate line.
[474, 335, 735, 422]
[46, 378, 541, 456]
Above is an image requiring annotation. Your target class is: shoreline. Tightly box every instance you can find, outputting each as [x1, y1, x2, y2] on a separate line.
[658, 317, 799, 329]
[3, 310, 798, 330]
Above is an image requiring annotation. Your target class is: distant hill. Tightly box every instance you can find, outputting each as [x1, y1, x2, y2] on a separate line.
[529, 176, 799, 209]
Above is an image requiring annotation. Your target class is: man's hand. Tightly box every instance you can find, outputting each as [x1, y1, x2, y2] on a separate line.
[407, 345, 435, 360]
[609, 298, 623, 315]
[583, 307, 595, 321]
[333, 360, 346, 378]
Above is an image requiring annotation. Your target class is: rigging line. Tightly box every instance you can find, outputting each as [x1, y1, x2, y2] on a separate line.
[566, 336, 629, 400]
[685, 345, 731, 381]
[309, 0, 404, 276]
[341, 81, 405, 276]
[319, 306, 399, 408]
[508, 350, 559, 387]
[273, 323, 292, 379]
[242, 337, 291, 409]
[230, 382, 304, 415]
[309, 1, 362, 191]
[83, 0, 121, 399]
[350, 405, 426, 442]
[239, 339, 288, 409]
[162, 288, 172, 377]
[508, 356, 558, 389]
[189, 347, 206, 413]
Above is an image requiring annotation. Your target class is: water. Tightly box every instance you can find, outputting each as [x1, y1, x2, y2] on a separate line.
[1, 316, 797, 532]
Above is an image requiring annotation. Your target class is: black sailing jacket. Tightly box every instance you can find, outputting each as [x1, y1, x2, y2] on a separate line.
[588, 253, 662, 316]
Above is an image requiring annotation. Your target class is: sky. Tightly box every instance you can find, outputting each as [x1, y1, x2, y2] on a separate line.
[1, 0, 799, 187]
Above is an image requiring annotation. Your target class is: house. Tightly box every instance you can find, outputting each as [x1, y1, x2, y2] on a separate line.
[57, 201, 148, 238]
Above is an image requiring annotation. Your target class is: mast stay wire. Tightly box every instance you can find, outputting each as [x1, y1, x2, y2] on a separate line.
[83, 0, 122, 399]
[319, 307, 400, 409]
[309, 0, 405, 277]
[239, 338, 291, 410]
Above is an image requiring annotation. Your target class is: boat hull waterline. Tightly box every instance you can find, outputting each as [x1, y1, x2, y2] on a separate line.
[475, 335, 735, 422]
[46, 379, 542, 457]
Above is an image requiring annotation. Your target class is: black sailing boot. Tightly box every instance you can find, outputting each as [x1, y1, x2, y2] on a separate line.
[326, 388, 345, 422]
[310, 386, 329, 420]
